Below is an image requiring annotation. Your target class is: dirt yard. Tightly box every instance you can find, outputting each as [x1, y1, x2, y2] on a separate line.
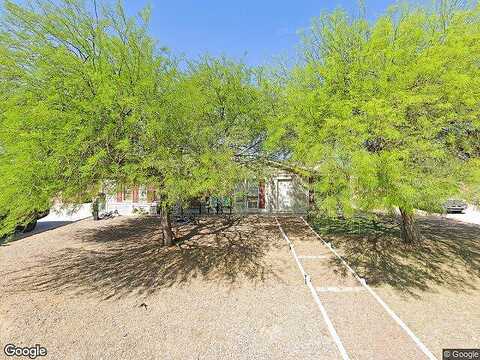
[310, 214, 480, 358]
[0, 215, 340, 360]
[1, 214, 479, 360]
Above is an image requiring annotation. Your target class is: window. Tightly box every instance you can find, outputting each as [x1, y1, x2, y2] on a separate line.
[233, 180, 265, 210]
[146, 187, 157, 202]
[246, 180, 259, 209]
[247, 197, 258, 209]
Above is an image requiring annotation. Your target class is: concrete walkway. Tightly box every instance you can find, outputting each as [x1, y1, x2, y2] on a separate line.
[277, 216, 435, 360]
[14, 203, 92, 240]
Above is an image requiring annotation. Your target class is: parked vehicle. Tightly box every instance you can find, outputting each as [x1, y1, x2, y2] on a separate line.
[444, 199, 468, 213]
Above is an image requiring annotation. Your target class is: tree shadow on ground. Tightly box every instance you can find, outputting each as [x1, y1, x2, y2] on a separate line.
[6, 216, 284, 300]
[309, 214, 480, 298]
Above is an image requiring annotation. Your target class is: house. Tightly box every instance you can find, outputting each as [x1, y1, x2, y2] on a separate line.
[104, 170, 311, 216]
[232, 171, 310, 213]
[104, 185, 158, 216]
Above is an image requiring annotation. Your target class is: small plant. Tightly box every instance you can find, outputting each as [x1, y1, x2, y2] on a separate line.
[132, 207, 148, 216]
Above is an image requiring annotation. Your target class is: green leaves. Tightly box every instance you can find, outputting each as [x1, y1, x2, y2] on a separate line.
[0, 1, 266, 236]
[270, 1, 480, 215]
[1, 0, 478, 238]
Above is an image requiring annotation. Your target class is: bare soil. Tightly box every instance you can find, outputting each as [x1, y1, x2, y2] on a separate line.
[1, 214, 478, 360]
[0, 215, 340, 360]
[308, 214, 480, 358]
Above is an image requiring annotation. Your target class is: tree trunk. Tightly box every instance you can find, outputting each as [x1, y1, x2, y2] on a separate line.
[160, 205, 174, 246]
[399, 208, 420, 244]
[92, 196, 99, 221]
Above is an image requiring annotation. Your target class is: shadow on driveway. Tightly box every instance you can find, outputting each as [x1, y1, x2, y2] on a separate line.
[5, 216, 285, 299]
[1, 221, 76, 247]
[17, 221, 74, 238]
[306, 215, 480, 298]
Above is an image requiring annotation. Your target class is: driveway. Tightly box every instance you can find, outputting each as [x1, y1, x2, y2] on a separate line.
[0, 216, 340, 360]
[15, 203, 92, 239]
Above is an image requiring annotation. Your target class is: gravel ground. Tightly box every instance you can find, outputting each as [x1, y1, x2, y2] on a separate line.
[375, 286, 480, 359]
[304, 214, 480, 360]
[0, 215, 340, 360]
[2, 214, 477, 360]
[278, 217, 427, 360]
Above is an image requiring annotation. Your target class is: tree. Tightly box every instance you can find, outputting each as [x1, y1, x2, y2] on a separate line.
[0, 0, 265, 243]
[118, 56, 267, 245]
[268, 1, 480, 243]
[0, 0, 168, 236]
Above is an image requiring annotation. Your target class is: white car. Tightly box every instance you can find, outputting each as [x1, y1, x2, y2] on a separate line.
[444, 199, 468, 213]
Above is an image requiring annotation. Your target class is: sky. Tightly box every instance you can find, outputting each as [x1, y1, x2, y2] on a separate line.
[123, 0, 402, 66]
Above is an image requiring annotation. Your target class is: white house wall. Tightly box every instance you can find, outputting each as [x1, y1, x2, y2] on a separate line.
[104, 172, 309, 216]
[105, 193, 157, 216]
[266, 172, 309, 213]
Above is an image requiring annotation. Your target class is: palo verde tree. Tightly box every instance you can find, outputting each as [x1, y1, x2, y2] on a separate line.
[117, 56, 268, 245]
[268, 1, 480, 243]
[0, 0, 265, 244]
[0, 0, 172, 238]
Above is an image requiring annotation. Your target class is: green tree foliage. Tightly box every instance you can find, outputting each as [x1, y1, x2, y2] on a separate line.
[0, 0, 265, 243]
[268, 1, 480, 242]
[121, 56, 267, 244]
[0, 0, 167, 237]
[2, 0, 478, 246]
[141, 56, 266, 207]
